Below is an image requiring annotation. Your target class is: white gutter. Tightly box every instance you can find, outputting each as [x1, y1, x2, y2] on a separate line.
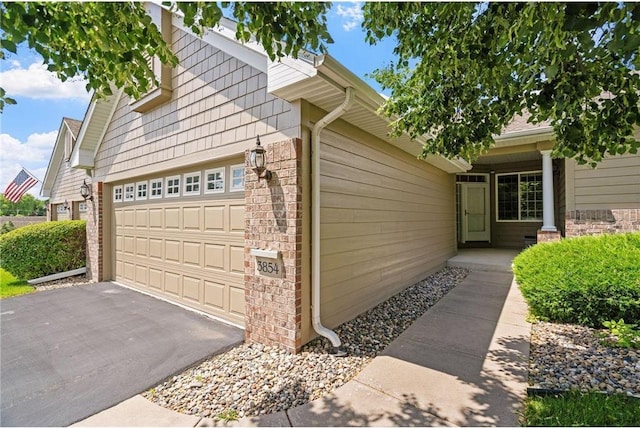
[310, 86, 355, 356]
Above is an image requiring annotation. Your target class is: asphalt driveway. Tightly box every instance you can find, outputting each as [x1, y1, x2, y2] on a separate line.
[0, 282, 244, 427]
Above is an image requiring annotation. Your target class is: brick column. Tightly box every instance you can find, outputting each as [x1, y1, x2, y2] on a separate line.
[244, 138, 303, 353]
[86, 181, 104, 282]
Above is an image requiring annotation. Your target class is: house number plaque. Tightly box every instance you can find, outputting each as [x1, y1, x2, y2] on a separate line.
[250, 249, 283, 279]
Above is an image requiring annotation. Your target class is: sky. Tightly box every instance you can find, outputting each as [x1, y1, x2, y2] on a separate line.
[0, 2, 397, 200]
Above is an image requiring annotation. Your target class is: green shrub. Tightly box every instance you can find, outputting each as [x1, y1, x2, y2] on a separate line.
[0, 220, 86, 280]
[1, 221, 15, 235]
[513, 233, 640, 327]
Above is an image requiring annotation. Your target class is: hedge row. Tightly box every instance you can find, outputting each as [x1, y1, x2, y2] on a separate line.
[0, 220, 86, 280]
[513, 233, 640, 327]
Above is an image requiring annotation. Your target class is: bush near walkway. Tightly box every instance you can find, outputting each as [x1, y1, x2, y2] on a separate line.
[0, 220, 86, 280]
[513, 233, 640, 327]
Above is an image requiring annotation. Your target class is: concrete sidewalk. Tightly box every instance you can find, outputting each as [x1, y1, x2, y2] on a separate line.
[75, 269, 530, 427]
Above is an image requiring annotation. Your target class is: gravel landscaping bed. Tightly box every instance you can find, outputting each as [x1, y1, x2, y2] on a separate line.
[33, 274, 92, 292]
[529, 321, 640, 396]
[143, 267, 469, 418]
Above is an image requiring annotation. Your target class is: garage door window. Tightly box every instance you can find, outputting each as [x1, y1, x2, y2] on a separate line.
[136, 181, 148, 200]
[149, 178, 163, 199]
[230, 165, 244, 192]
[113, 186, 123, 202]
[166, 176, 180, 198]
[205, 168, 225, 194]
[124, 184, 135, 201]
[184, 172, 201, 195]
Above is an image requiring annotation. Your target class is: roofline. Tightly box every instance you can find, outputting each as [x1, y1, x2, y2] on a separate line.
[41, 118, 80, 197]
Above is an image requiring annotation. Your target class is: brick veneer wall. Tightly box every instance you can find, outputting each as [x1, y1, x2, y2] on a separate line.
[565, 209, 640, 236]
[244, 138, 303, 353]
[86, 182, 104, 281]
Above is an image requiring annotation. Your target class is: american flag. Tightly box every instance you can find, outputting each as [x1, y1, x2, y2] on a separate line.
[3, 168, 39, 203]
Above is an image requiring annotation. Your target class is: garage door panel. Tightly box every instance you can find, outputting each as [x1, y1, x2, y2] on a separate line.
[230, 205, 244, 232]
[165, 208, 180, 229]
[204, 206, 225, 231]
[204, 281, 225, 310]
[183, 276, 201, 303]
[230, 246, 244, 274]
[135, 209, 147, 228]
[183, 207, 201, 231]
[229, 287, 245, 316]
[115, 196, 245, 326]
[183, 241, 201, 266]
[165, 240, 181, 263]
[204, 244, 225, 271]
[164, 272, 180, 296]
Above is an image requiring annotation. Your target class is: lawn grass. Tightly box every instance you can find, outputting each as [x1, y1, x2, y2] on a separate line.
[522, 391, 640, 427]
[0, 268, 34, 299]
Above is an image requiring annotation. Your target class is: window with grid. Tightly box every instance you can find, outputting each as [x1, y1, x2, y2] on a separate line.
[230, 165, 244, 192]
[136, 181, 148, 200]
[149, 179, 163, 199]
[166, 176, 180, 197]
[79, 202, 88, 212]
[205, 168, 225, 193]
[113, 186, 123, 203]
[124, 184, 135, 201]
[496, 172, 543, 221]
[183, 173, 201, 195]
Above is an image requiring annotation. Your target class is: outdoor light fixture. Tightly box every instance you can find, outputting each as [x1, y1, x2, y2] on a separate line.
[80, 180, 93, 201]
[249, 135, 272, 181]
[63, 200, 70, 211]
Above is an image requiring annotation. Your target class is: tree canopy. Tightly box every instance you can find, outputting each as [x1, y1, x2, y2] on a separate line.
[0, 194, 47, 216]
[2, 2, 639, 165]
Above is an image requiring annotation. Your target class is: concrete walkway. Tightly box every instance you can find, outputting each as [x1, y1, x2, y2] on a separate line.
[76, 259, 530, 427]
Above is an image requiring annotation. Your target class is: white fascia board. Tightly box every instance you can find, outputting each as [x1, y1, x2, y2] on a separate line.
[494, 126, 554, 143]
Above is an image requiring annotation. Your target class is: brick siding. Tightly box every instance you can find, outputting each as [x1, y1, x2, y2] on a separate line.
[565, 209, 640, 237]
[244, 138, 303, 353]
[86, 182, 104, 281]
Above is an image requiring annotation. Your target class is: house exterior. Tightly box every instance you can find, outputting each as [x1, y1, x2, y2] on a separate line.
[41, 117, 89, 221]
[48, 3, 639, 353]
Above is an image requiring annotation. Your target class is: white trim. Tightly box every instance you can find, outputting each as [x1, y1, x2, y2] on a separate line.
[229, 164, 245, 192]
[136, 181, 148, 201]
[495, 170, 543, 222]
[204, 167, 225, 194]
[165, 175, 181, 198]
[250, 248, 280, 259]
[113, 185, 123, 203]
[183, 171, 202, 196]
[124, 183, 135, 202]
[149, 178, 163, 199]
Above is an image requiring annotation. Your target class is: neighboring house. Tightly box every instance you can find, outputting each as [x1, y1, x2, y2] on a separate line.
[41, 117, 90, 221]
[48, 3, 639, 353]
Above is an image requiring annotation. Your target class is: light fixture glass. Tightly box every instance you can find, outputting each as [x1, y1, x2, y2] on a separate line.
[249, 135, 271, 181]
[80, 179, 93, 201]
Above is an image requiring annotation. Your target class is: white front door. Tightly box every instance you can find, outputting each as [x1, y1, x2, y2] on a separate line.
[461, 182, 490, 242]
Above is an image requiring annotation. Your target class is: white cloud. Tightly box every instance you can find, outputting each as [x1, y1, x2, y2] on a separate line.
[0, 131, 58, 198]
[0, 62, 90, 100]
[336, 2, 364, 32]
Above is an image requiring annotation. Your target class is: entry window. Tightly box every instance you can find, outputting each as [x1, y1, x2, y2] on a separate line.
[166, 176, 180, 198]
[230, 165, 245, 192]
[497, 171, 542, 221]
[149, 178, 163, 199]
[136, 181, 148, 200]
[205, 168, 225, 194]
[124, 183, 135, 202]
[183, 172, 201, 195]
[56, 205, 67, 214]
[79, 202, 88, 212]
[113, 186, 123, 203]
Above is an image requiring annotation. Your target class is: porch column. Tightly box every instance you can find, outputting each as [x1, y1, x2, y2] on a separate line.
[540, 150, 557, 232]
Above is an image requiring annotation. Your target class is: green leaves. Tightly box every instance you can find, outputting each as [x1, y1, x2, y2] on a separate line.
[363, 2, 640, 165]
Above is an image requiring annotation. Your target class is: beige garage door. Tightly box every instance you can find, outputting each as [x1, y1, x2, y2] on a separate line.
[114, 198, 246, 326]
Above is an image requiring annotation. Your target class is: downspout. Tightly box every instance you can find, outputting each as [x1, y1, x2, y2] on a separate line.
[311, 86, 355, 356]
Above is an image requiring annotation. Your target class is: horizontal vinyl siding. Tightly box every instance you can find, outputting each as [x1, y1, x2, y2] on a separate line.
[319, 130, 455, 329]
[50, 161, 88, 205]
[573, 154, 640, 209]
[94, 27, 299, 181]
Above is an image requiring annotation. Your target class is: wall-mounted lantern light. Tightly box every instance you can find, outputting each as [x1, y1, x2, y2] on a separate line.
[63, 200, 70, 211]
[249, 135, 272, 181]
[80, 180, 94, 201]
